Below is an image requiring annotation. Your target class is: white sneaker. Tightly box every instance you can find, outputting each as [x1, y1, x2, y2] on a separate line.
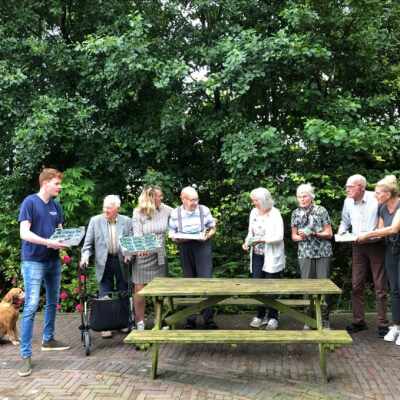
[136, 320, 145, 331]
[396, 334, 400, 346]
[250, 316, 269, 328]
[266, 318, 278, 330]
[384, 325, 400, 342]
[101, 331, 112, 338]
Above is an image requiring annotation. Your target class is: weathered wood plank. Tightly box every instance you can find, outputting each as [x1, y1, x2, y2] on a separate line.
[253, 296, 317, 328]
[139, 278, 342, 296]
[124, 329, 352, 345]
[165, 297, 311, 307]
[164, 296, 228, 325]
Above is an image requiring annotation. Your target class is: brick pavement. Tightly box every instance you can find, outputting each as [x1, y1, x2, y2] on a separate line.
[0, 312, 399, 400]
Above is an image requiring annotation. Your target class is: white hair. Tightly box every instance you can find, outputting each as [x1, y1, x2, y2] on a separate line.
[296, 183, 315, 199]
[103, 194, 121, 208]
[347, 174, 367, 189]
[181, 186, 198, 198]
[250, 187, 274, 210]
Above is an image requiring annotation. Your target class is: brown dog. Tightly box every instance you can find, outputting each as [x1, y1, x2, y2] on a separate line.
[0, 288, 25, 345]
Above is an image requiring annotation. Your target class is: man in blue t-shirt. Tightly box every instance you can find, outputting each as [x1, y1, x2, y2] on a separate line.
[17, 168, 70, 377]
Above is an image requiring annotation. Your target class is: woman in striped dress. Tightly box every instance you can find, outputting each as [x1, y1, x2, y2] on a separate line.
[132, 186, 172, 330]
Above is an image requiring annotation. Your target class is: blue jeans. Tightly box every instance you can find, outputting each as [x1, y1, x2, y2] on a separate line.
[20, 259, 61, 359]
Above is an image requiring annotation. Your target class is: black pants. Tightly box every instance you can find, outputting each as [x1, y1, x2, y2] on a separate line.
[100, 255, 127, 297]
[252, 253, 281, 320]
[385, 247, 400, 325]
[179, 240, 213, 323]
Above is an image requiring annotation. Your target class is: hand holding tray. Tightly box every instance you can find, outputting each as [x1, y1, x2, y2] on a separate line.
[50, 227, 86, 247]
[120, 234, 161, 255]
[334, 233, 357, 242]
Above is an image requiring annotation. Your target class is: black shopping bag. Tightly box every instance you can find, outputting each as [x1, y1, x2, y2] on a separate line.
[89, 293, 130, 332]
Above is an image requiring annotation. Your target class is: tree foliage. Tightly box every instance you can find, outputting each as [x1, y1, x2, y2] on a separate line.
[1, 0, 400, 306]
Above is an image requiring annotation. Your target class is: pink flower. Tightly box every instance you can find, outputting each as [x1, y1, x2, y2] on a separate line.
[73, 287, 80, 294]
[75, 303, 82, 312]
[56, 304, 61, 311]
[79, 275, 86, 282]
[62, 255, 72, 265]
[60, 291, 69, 301]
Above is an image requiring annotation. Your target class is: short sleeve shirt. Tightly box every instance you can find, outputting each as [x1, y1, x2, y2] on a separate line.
[379, 203, 400, 248]
[169, 205, 215, 234]
[291, 205, 333, 259]
[18, 194, 64, 261]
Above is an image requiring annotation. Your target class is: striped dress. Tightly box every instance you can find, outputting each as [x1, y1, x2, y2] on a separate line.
[132, 204, 172, 284]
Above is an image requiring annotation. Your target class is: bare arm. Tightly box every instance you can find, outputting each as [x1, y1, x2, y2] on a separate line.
[358, 212, 400, 240]
[20, 220, 67, 249]
[291, 226, 306, 242]
[314, 223, 333, 240]
[204, 226, 216, 240]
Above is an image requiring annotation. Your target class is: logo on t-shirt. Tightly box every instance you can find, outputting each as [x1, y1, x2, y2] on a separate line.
[49, 211, 58, 216]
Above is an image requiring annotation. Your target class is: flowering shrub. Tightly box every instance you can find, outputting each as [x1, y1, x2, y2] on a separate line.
[58, 249, 97, 312]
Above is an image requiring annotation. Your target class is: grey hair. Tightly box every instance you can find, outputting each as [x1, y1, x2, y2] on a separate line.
[250, 187, 274, 210]
[181, 186, 198, 198]
[296, 183, 315, 199]
[347, 174, 367, 189]
[103, 194, 121, 208]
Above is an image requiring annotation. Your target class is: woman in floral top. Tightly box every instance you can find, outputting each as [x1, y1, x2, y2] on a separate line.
[242, 187, 285, 330]
[291, 183, 333, 328]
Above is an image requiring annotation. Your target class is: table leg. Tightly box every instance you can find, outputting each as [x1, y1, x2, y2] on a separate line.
[167, 298, 176, 330]
[315, 295, 328, 382]
[314, 295, 322, 330]
[151, 296, 163, 379]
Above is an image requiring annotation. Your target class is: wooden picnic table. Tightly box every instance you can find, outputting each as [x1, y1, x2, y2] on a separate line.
[125, 277, 352, 382]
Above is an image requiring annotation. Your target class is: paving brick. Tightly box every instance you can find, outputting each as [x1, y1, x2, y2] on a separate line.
[0, 312, 398, 399]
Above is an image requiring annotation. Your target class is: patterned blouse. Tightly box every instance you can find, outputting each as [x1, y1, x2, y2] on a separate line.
[291, 205, 333, 259]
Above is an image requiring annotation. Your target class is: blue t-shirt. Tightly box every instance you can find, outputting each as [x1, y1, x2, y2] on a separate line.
[18, 194, 64, 261]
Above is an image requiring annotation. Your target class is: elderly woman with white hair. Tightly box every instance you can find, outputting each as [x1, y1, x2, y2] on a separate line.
[291, 183, 333, 328]
[242, 187, 285, 330]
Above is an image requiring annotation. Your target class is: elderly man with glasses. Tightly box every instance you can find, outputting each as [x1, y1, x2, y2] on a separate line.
[169, 186, 217, 329]
[338, 174, 388, 337]
[80, 195, 132, 338]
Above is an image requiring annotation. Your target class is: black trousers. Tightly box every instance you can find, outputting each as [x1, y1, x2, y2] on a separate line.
[385, 247, 400, 325]
[252, 253, 281, 320]
[100, 255, 128, 297]
[179, 240, 213, 323]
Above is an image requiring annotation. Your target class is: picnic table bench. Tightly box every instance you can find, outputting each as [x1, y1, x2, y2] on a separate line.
[124, 277, 352, 382]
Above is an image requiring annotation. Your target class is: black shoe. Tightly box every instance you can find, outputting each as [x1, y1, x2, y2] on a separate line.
[378, 325, 389, 338]
[184, 320, 196, 329]
[346, 322, 368, 333]
[204, 320, 218, 330]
